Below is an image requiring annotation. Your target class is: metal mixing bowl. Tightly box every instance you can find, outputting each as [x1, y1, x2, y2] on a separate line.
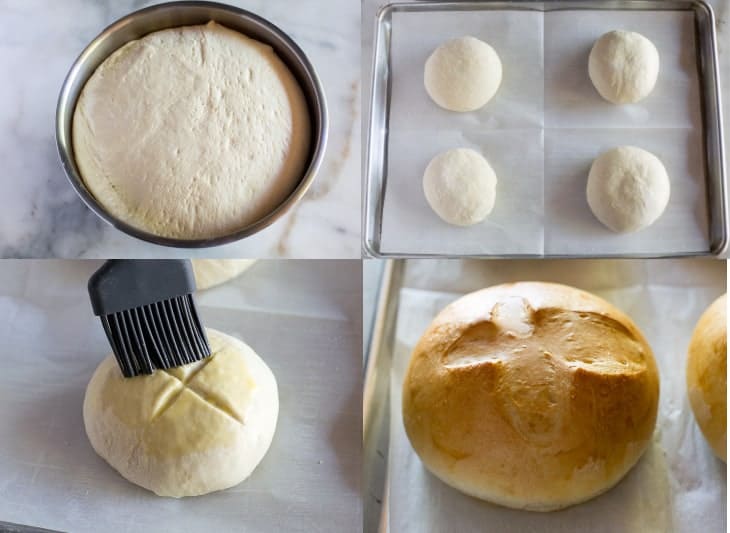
[56, 1, 328, 248]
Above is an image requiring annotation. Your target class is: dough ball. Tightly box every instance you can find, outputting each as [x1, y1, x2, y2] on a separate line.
[403, 282, 659, 511]
[73, 22, 311, 239]
[588, 30, 660, 104]
[687, 294, 726, 461]
[423, 148, 497, 226]
[83, 328, 278, 497]
[424, 36, 502, 112]
[586, 146, 670, 233]
[192, 259, 257, 290]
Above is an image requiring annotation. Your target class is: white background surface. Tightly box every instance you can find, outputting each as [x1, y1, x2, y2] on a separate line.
[387, 259, 726, 533]
[0, 260, 362, 532]
[0, 0, 360, 259]
[372, 5, 713, 256]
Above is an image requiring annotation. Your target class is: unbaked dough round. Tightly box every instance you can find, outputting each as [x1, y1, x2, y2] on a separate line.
[586, 146, 670, 233]
[83, 328, 278, 497]
[687, 294, 727, 461]
[423, 148, 497, 226]
[192, 259, 257, 290]
[588, 30, 660, 104]
[73, 21, 311, 239]
[424, 36, 502, 112]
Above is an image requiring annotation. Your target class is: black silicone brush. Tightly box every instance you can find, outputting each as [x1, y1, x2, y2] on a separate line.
[88, 260, 210, 378]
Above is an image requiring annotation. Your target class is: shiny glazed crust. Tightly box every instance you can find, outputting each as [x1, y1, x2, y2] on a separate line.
[687, 294, 727, 461]
[403, 282, 659, 511]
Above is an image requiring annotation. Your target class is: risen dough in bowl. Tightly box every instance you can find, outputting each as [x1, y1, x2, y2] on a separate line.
[403, 282, 659, 511]
[686, 294, 727, 461]
[73, 21, 311, 240]
[423, 148, 497, 226]
[192, 259, 257, 290]
[83, 328, 278, 497]
[424, 36, 502, 112]
[586, 146, 670, 233]
[589, 30, 660, 104]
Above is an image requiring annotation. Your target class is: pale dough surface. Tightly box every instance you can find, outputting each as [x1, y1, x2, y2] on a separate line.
[424, 36, 502, 112]
[422, 148, 497, 226]
[588, 30, 660, 104]
[83, 328, 278, 497]
[586, 146, 670, 233]
[192, 259, 257, 290]
[73, 21, 311, 239]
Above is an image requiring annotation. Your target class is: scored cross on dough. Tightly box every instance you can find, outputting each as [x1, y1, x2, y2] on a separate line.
[151, 354, 249, 425]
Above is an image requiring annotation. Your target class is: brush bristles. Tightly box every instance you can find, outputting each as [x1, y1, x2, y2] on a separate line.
[100, 294, 210, 378]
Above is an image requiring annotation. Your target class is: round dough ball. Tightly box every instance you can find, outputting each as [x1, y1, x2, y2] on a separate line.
[586, 146, 670, 233]
[84, 328, 278, 497]
[687, 294, 727, 461]
[192, 259, 257, 290]
[424, 36, 502, 112]
[423, 148, 497, 226]
[73, 21, 311, 239]
[403, 282, 659, 511]
[589, 30, 660, 104]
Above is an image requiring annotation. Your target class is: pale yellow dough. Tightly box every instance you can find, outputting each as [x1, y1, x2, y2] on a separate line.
[192, 259, 257, 290]
[83, 328, 278, 497]
[73, 21, 310, 239]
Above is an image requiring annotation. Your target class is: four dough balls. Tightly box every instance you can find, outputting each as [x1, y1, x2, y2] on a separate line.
[84, 328, 278, 497]
[687, 294, 727, 461]
[403, 282, 659, 510]
[423, 148, 497, 226]
[586, 146, 670, 233]
[589, 30, 660, 104]
[424, 36, 502, 112]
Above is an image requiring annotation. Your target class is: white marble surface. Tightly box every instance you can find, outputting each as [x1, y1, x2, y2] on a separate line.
[0, 0, 360, 258]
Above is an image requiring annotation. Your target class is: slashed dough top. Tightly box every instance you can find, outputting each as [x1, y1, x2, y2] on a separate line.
[73, 21, 311, 239]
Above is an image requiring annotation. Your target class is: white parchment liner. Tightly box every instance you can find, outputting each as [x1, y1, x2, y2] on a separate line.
[388, 259, 725, 532]
[380, 9, 708, 256]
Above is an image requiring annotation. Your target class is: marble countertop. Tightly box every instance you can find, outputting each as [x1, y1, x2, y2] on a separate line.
[0, 0, 360, 258]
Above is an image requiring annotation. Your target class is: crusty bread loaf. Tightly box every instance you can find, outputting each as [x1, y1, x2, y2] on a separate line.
[403, 282, 659, 511]
[687, 293, 726, 461]
[73, 21, 310, 239]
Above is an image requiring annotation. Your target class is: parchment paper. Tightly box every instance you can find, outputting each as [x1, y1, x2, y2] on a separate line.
[379, 9, 708, 256]
[0, 260, 362, 533]
[388, 259, 726, 532]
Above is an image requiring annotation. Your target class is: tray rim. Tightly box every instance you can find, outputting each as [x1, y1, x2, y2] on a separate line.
[363, 0, 727, 259]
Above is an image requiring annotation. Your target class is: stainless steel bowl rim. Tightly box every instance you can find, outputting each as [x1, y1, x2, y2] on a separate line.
[56, 0, 328, 248]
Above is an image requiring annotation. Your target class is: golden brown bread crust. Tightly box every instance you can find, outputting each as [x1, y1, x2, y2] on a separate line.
[403, 282, 659, 511]
[686, 294, 726, 461]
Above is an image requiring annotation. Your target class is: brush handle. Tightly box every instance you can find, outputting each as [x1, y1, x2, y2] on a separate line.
[88, 260, 197, 316]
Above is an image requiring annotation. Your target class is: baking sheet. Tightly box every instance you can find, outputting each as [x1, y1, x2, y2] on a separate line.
[0, 260, 362, 533]
[387, 259, 726, 532]
[379, 7, 708, 256]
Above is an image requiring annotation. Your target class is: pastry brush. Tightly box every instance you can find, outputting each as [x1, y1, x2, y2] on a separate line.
[88, 260, 210, 378]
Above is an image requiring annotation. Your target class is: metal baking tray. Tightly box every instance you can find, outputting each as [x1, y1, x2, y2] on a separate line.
[362, 259, 726, 532]
[363, 0, 727, 258]
[363, 259, 401, 533]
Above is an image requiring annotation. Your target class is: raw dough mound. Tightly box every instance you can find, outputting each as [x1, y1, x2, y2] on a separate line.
[586, 146, 670, 233]
[192, 259, 256, 290]
[83, 328, 278, 497]
[424, 36, 502, 112]
[73, 21, 311, 239]
[423, 148, 497, 226]
[588, 30, 659, 104]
